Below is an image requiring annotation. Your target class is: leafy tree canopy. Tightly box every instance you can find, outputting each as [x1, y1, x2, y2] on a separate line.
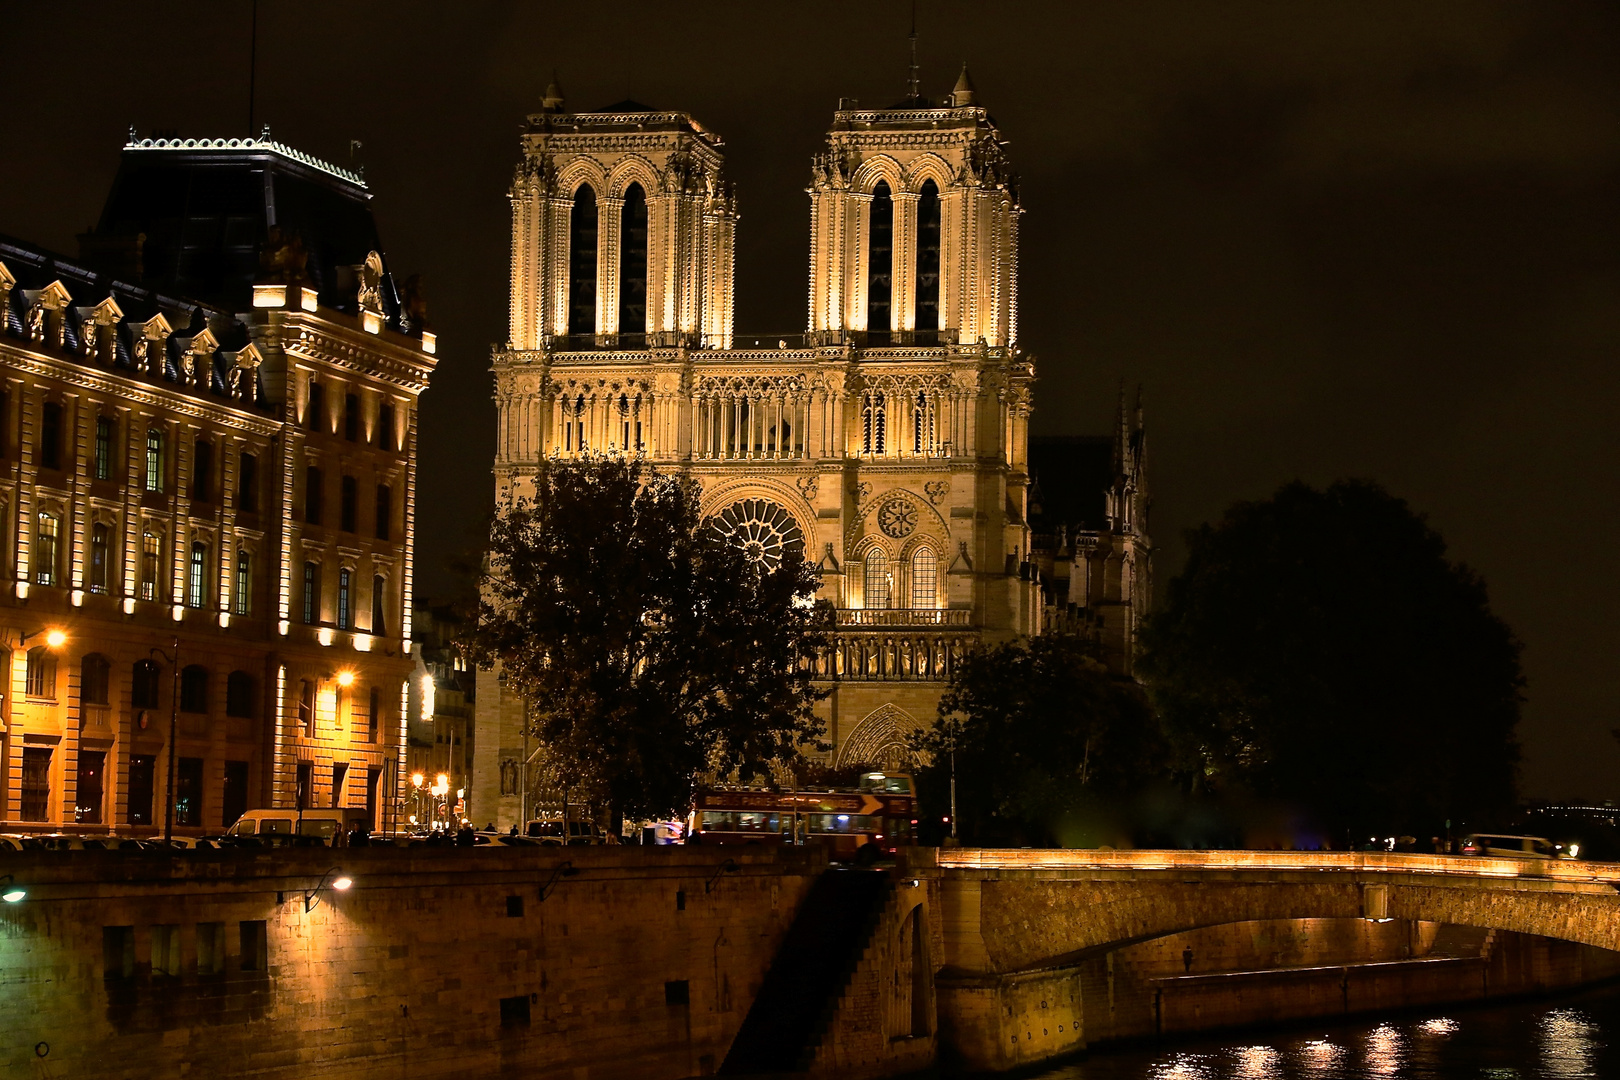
[463, 456, 831, 822]
[1138, 479, 1523, 838]
[913, 632, 1161, 846]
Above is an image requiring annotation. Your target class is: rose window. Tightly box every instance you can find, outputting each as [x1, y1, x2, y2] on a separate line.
[877, 499, 917, 538]
[709, 499, 805, 569]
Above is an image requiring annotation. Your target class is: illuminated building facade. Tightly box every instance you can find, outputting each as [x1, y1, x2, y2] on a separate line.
[475, 71, 1048, 828]
[0, 135, 436, 833]
[404, 600, 475, 827]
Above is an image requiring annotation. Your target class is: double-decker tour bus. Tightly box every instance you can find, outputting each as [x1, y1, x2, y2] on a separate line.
[689, 772, 916, 860]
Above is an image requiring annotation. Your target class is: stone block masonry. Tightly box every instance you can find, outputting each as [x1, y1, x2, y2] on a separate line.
[0, 846, 826, 1079]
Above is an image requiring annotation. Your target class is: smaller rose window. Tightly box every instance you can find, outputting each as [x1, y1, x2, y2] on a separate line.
[877, 499, 917, 538]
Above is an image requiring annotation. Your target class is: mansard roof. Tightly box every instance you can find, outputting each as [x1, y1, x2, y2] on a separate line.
[0, 235, 273, 414]
[80, 132, 402, 321]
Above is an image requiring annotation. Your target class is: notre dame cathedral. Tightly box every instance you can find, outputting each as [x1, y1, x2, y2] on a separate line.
[472, 69, 1149, 828]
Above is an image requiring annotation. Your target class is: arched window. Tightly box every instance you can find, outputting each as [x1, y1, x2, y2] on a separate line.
[145, 428, 165, 492]
[372, 575, 387, 637]
[25, 646, 56, 699]
[33, 511, 60, 586]
[618, 182, 648, 341]
[234, 551, 252, 616]
[186, 541, 208, 608]
[302, 561, 320, 624]
[131, 659, 161, 709]
[909, 547, 938, 609]
[338, 568, 352, 630]
[180, 665, 209, 713]
[568, 184, 599, 338]
[81, 653, 111, 706]
[867, 180, 894, 340]
[90, 522, 110, 593]
[864, 549, 892, 609]
[862, 391, 886, 456]
[916, 179, 941, 337]
[226, 671, 256, 718]
[913, 390, 936, 455]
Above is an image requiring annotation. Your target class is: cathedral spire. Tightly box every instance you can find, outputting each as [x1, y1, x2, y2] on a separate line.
[950, 62, 978, 107]
[541, 73, 565, 112]
[907, 1, 920, 102]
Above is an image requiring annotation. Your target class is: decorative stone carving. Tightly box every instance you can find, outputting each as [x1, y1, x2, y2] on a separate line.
[25, 303, 45, 342]
[357, 251, 386, 314]
[709, 498, 805, 569]
[857, 481, 872, 501]
[795, 475, 818, 502]
[878, 498, 917, 538]
[836, 703, 921, 769]
[924, 480, 950, 505]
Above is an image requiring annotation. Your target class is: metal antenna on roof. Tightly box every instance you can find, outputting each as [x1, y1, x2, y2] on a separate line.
[247, 0, 259, 138]
[907, 0, 920, 102]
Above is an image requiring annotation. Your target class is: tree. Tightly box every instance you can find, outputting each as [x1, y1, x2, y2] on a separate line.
[463, 456, 830, 822]
[1138, 479, 1523, 838]
[913, 633, 1161, 846]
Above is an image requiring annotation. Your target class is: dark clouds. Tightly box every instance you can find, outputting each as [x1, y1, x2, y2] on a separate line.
[3, 2, 1617, 800]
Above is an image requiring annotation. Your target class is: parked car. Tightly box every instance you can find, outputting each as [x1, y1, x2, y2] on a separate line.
[1459, 834, 1574, 860]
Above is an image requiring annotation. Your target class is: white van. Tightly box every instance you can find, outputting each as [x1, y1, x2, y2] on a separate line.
[224, 808, 373, 845]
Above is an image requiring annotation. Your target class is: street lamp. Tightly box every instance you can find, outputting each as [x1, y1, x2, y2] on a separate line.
[15, 627, 68, 649]
[149, 635, 182, 842]
[0, 874, 25, 903]
[304, 866, 353, 913]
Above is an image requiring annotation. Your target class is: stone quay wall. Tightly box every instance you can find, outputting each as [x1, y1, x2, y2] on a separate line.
[0, 845, 826, 1080]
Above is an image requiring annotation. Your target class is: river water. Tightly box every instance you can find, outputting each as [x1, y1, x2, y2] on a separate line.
[1024, 983, 1620, 1079]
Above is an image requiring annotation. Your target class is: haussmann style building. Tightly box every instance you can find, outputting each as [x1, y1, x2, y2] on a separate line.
[474, 69, 1151, 829]
[0, 132, 437, 836]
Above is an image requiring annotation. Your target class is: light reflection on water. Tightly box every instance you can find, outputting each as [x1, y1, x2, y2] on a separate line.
[1028, 983, 1620, 1079]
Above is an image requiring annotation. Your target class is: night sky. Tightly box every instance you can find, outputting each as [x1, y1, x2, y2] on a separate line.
[3, 2, 1617, 801]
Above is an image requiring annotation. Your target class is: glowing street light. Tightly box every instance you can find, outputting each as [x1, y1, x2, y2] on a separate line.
[0, 875, 25, 903]
[336, 669, 355, 688]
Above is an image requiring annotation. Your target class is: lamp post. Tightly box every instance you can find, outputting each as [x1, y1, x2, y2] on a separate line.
[149, 636, 182, 842]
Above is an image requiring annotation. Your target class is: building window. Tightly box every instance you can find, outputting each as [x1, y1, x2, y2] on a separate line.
[910, 547, 937, 609]
[619, 181, 648, 339]
[140, 530, 161, 601]
[81, 653, 111, 706]
[913, 391, 936, 455]
[90, 522, 110, 592]
[307, 379, 324, 432]
[372, 575, 387, 636]
[374, 484, 392, 541]
[76, 749, 105, 825]
[305, 465, 324, 525]
[866, 180, 894, 340]
[226, 671, 256, 718]
[916, 178, 941, 335]
[175, 757, 203, 827]
[39, 401, 62, 470]
[187, 541, 208, 608]
[180, 665, 209, 713]
[94, 416, 114, 481]
[33, 511, 60, 586]
[238, 451, 258, 512]
[128, 754, 156, 826]
[299, 679, 316, 737]
[340, 475, 357, 532]
[338, 568, 352, 630]
[145, 428, 165, 492]
[296, 761, 313, 809]
[864, 549, 892, 610]
[344, 393, 360, 441]
[568, 183, 599, 337]
[25, 646, 56, 699]
[378, 402, 395, 451]
[234, 552, 252, 616]
[367, 685, 380, 743]
[131, 659, 161, 709]
[861, 391, 886, 456]
[331, 761, 348, 807]
[303, 562, 320, 624]
[21, 747, 51, 821]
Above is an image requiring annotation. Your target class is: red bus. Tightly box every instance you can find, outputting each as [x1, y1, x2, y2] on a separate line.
[689, 772, 916, 860]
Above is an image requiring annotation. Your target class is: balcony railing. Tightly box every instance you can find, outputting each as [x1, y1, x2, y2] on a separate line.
[836, 608, 973, 628]
[541, 328, 963, 354]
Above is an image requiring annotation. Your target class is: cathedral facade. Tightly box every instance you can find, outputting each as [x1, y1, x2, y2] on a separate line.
[474, 72, 1046, 828]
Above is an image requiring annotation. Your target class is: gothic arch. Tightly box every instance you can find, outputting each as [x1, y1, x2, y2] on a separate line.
[849, 486, 949, 545]
[607, 155, 661, 199]
[902, 153, 954, 194]
[698, 477, 817, 545]
[555, 157, 609, 198]
[850, 154, 904, 196]
[838, 703, 923, 768]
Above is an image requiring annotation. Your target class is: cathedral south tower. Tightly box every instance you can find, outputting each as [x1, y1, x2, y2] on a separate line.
[475, 74, 1040, 828]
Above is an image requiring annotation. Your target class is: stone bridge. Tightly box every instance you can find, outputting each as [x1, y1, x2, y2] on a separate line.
[906, 848, 1620, 1071]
